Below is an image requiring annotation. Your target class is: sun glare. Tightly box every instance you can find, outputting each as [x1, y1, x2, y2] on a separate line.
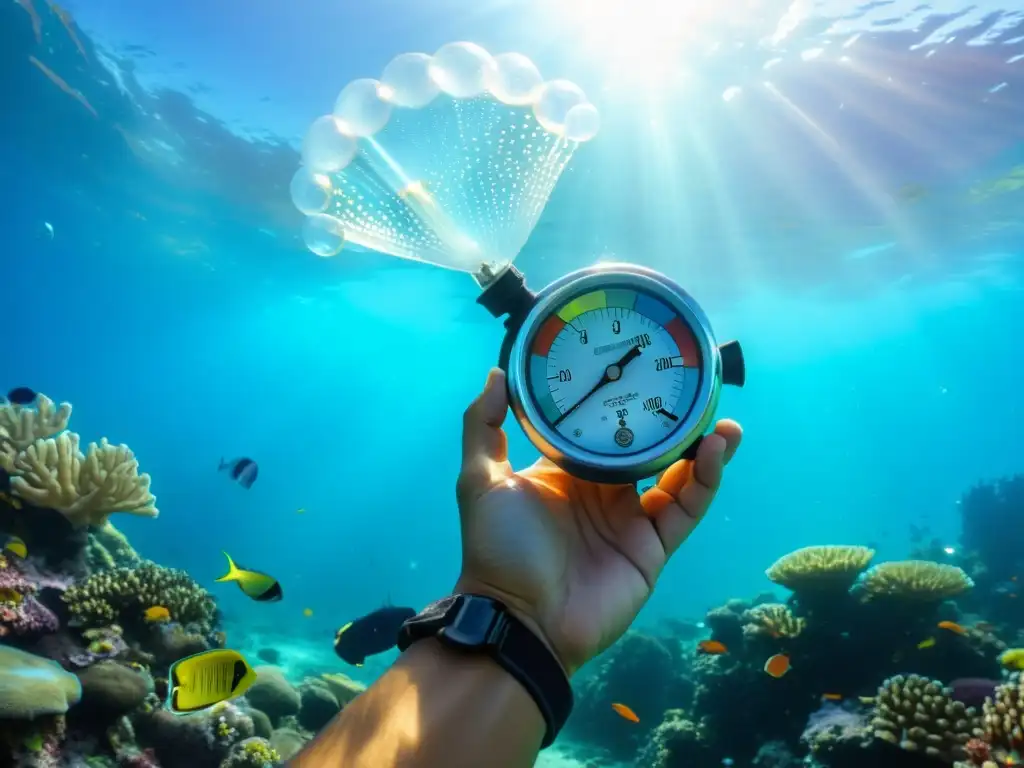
[545, 0, 721, 87]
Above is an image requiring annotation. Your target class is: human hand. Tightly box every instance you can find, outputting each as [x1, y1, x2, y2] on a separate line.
[455, 368, 742, 676]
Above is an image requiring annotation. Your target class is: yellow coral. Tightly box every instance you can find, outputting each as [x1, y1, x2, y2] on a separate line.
[0, 395, 71, 471]
[766, 545, 875, 591]
[857, 561, 974, 601]
[10, 433, 157, 527]
[870, 673, 982, 761]
[742, 603, 806, 639]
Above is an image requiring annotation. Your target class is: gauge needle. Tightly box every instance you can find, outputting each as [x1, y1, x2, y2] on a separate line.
[553, 345, 642, 427]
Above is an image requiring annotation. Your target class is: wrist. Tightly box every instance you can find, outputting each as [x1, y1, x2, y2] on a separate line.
[453, 578, 575, 678]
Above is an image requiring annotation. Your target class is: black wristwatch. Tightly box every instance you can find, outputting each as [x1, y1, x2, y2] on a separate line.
[397, 594, 573, 748]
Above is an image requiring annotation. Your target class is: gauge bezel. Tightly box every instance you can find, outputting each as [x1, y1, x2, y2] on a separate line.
[507, 263, 722, 484]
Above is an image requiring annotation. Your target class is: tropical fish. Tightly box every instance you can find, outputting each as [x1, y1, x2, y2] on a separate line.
[917, 637, 936, 650]
[219, 457, 258, 489]
[144, 606, 171, 623]
[999, 648, 1024, 671]
[3, 535, 27, 559]
[334, 606, 416, 666]
[822, 693, 843, 701]
[697, 640, 727, 655]
[858, 696, 876, 704]
[0, 587, 23, 605]
[937, 621, 967, 636]
[296, 508, 306, 515]
[303, 608, 313, 617]
[764, 653, 791, 678]
[215, 552, 282, 602]
[165, 648, 257, 714]
[5, 388, 36, 406]
[611, 702, 639, 723]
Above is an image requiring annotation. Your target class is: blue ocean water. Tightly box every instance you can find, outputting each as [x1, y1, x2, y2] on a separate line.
[4, 0, 1023, 711]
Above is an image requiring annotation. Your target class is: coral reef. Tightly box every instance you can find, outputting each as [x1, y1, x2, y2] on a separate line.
[766, 545, 876, 592]
[742, 603, 806, 639]
[0, 644, 82, 718]
[63, 562, 217, 635]
[245, 666, 302, 726]
[565, 630, 692, 760]
[856, 561, 975, 602]
[0, 395, 71, 471]
[0, 554, 62, 639]
[869, 673, 983, 760]
[11, 434, 158, 527]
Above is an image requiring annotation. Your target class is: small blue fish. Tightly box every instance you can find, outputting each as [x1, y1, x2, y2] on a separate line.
[219, 457, 258, 489]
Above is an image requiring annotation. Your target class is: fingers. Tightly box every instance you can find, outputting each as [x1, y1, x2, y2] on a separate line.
[641, 419, 743, 557]
[458, 368, 513, 501]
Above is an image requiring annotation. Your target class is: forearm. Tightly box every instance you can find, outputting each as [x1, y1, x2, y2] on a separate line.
[289, 638, 545, 768]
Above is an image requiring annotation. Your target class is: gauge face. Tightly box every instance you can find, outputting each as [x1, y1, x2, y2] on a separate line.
[525, 287, 704, 457]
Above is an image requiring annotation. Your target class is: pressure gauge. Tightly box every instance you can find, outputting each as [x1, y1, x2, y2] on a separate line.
[478, 263, 745, 484]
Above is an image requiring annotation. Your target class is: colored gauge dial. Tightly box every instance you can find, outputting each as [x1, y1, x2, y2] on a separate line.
[526, 288, 703, 457]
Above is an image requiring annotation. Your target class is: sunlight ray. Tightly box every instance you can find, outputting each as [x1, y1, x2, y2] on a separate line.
[761, 81, 927, 258]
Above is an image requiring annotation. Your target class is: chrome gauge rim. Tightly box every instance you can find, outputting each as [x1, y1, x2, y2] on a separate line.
[507, 263, 722, 483]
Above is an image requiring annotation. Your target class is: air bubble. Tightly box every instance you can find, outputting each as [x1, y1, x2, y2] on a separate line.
[302, 115, 358, 173]
[489, 53, 543, 106]
[334, 78, 392, 137]
[430, 42, 496, 99]
[564, 102, 600, 142]
[533, 80, 587, 134]
[290, 167, 332, 215]
[302, 214, 345, 257]
[380, 52, 439, 108]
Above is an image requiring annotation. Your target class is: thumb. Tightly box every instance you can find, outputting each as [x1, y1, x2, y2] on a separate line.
[458, 368, 512, 501]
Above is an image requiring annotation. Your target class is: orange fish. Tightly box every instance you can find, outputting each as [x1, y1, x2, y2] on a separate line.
[764, 653, 791, 678]
[937, 621, 967, 636]
[611, 703, 639, 723]
[822, 693, 842, 701]
[698, 640, 727, 655]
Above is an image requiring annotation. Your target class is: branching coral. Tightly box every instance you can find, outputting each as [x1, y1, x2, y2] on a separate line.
[981, 672, 1024, 750]
[11, 434, 158, 527]
[63, 562, 217, 634]
[766, 545, 875, 592]
[870, 673, 983, 761]
[0, 395, 71, 471]
[856, 561, 975, 602]
[741, 603, 806, 639]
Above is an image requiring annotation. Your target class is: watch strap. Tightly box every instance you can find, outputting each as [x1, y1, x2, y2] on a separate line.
[397, 594, 573, 748]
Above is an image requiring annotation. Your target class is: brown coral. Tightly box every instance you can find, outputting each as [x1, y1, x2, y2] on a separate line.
[741, 603, 806, 639]
[857, 561, 974, 602]
[870, 673, 983, 761]
[766, 545, 875, 592]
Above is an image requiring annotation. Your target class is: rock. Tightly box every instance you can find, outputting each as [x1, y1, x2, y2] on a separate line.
[246, 665, 300, 725]
[249, 707, 273, 739]
[319, 673, 366, 707]
[298, 681, 340, 731]
[270, 727, 308, 760]
[76, 661, 149, 717]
